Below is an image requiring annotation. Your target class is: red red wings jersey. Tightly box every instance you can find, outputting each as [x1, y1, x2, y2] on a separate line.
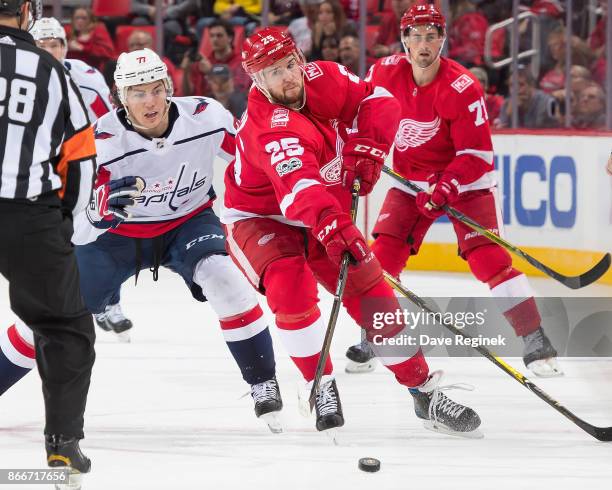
[222, 61, 399, 229]
[368, 55, 495, 191]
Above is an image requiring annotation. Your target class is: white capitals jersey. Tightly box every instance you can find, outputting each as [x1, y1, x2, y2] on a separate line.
[72, 97, 236, 245]
[64, 58, 112, 122]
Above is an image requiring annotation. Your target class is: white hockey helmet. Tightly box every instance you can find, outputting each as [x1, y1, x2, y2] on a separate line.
[114, 48, 173, 105]
[31, 16, 66, 44]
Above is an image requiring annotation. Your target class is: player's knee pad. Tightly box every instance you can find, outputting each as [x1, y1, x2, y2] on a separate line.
[263, 256, 318, 317]
[193, 254, 258, 319]
[466, 244, 512, 284]
[371, 233, 411, 278]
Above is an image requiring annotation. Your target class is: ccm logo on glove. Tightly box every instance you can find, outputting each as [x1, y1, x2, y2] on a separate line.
[353, 144, 387, 159]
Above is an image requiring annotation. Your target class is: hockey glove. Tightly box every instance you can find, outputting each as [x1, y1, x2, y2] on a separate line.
[314, 211, 372, 266]
[89, 176, 145, 229]
[341, 139, 388, 196]
[415, 173, 460, 219]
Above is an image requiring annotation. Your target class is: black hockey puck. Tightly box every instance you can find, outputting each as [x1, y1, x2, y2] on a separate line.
[358, 457, 381, 473]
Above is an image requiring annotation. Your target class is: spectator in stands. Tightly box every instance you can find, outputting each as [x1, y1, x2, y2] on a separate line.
[66, 7, 115, 72]
[206, 64, 247, 118]
[214, 0, 261, 35]
[340, 0, 359, 22]
[539, 26, 596, 94]
[268, 0, 303, 25]
[310, 0, 352, 61]
[127, 30, 182, 96]
[548, 65, 592, 118]
[338, 33, 362, 75]
[572, 83, 607, 130]
[371, 0, 414, 58]
[448, 0, 503, 67]
[499, 66, 559, 128]
[470, 67, 504, 128]
[288, 0, 323, 58]
[131, 0, 199, 56]
[589, 0, 607, 59]
[320, 34, 340, 62]
[180, 19, 251, 97]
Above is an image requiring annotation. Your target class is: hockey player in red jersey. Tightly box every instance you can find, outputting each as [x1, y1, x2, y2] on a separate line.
[345, 4, 562, 378]
[222, 27, 482, 438]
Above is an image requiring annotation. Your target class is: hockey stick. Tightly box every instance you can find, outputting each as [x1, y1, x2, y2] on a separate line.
[381, 165, 611, 289]
[309, 179, 361, 411]
[383, 271, 612, 441]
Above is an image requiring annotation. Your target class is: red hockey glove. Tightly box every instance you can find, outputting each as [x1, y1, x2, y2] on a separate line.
[314, 211, 372, 266]
[415, 173, 460, 219]
[341, 139, 388, 196]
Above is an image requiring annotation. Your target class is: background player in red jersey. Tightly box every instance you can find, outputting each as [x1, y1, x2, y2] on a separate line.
[221, 27, 483, 438]
[345, 4, 562, 378]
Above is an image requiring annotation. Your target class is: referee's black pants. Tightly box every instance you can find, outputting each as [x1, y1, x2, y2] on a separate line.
[0, 196, 95, 439]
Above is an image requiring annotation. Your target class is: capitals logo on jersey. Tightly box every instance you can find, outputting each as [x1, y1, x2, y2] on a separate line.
[394, 117, 441, 151]
[193, 98, 209, 115]
[94, 129, 114, 140]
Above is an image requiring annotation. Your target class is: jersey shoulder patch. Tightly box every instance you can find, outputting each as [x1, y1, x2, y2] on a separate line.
[381, 54, 404, 66]
[303, 62, 324, 81]
[450, 73, 474, 94]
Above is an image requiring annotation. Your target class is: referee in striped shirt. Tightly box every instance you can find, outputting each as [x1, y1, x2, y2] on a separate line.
[0, 0, 95, 478]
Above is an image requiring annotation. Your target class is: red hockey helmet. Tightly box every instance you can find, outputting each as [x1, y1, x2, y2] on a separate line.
[242, 27, 301, 76]
[400, 3, 446, 34]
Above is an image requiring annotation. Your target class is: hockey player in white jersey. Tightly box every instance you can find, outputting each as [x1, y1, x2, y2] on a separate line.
[29, 17, 134, 336]
[74, 48, 283, 431]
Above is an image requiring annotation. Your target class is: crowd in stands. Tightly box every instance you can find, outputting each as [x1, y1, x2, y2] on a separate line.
[45, 0, 608, 128]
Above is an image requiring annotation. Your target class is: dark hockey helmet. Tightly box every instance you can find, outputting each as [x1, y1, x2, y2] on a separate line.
[241, 27, 303, 77]
[0, 0, 41, 20]
[400, 3, 446, 35]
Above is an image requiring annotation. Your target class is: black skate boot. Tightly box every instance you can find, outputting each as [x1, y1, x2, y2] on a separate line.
[250, 376, 283, 433]
[522, 327, 563, 377]
[94, 303, 133, 342]
[409, 370, 482, 438]
[315, 376, 344, 432]
[46, 435, 90, 490]
[345, 338, 377, 374]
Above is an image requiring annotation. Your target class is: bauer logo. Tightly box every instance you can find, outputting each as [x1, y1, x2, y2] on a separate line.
[450, 74, 474, 93]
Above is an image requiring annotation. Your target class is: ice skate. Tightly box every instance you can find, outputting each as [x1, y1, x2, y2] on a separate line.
[409, 370, 483, 439]
[94, 303, 133, 342]
[523, 327, 563, 378]
[251, 377, 283, 433]
[46, 435, 90, 490]
[345, 339, 377, 374]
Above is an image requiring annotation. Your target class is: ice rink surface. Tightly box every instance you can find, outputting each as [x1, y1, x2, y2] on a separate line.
[1, 270, 612, 490]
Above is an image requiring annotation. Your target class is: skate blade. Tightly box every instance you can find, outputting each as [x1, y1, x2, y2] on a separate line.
[297, 387, 311, 418]
[55, 470, 83, 490]
[115, 330, 131, 343]
[345, 359, 377, 374]
[423, 420, 484, 439]
[260, 411, 283, 434]
[323, 428, 341, 446]
[527, 358, 564, 378]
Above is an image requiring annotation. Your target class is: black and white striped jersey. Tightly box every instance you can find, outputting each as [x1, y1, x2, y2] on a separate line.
[0, 24, 96, 215]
